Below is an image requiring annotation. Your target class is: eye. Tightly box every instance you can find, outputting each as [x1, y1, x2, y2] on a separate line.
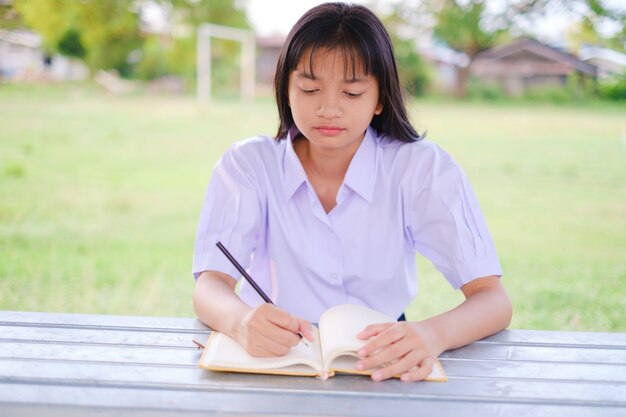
[344, 92, 363, 98]
[300, 88, 318, 94]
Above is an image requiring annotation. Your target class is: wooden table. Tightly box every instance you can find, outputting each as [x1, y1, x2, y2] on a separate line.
[1, 311, 625, 417]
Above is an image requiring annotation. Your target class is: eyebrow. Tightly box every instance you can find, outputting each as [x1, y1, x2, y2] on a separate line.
[295, 71, 366, 83]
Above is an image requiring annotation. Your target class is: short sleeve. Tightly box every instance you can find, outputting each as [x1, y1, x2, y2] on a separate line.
[192, 144, 264, 280]
[407, 144, 502, 289]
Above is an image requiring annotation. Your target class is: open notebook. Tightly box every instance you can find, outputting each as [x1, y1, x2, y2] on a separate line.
[199, 304, 447, 381]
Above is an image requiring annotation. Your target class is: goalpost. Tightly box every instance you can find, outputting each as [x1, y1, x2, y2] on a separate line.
[197, 23, 256, 104]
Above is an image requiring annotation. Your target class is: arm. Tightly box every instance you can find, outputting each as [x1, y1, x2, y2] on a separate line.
[193, 270, 314, 357]
[356, 275, 512, 382]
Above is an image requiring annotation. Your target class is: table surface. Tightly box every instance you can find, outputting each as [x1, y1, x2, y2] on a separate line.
[0, 310, 625, 417]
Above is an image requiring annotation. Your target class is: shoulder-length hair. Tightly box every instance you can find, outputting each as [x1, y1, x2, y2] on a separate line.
[273, 2, 421, 143]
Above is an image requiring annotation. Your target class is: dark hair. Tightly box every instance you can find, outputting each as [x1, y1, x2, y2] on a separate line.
[274, 2, 421, 143]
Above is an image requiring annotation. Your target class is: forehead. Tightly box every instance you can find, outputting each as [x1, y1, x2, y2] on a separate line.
[295, 47, 369, 79]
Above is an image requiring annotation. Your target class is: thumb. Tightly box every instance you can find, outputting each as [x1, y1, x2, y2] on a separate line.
[297, 318, 316, 343]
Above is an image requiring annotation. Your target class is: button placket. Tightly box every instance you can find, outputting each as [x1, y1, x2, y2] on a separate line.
[326, 224, 342, 284]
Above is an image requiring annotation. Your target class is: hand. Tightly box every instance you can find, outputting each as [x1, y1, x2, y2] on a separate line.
[235, 303, 314, 357]
[355, 321, 441, 382]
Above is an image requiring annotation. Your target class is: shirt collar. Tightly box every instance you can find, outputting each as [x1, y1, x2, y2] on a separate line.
[343, 126, 377, 203]
[283, 127, 308, 200]
[282, 126, 378, 203]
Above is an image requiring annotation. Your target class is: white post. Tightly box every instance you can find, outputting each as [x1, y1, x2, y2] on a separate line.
[196, 23, 255, 104]
[241, 34, 255, 100]
[197, 25, 211, 104]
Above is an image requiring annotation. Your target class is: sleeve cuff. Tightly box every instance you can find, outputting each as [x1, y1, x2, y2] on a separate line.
[445, 256, 503, 289]
[192, 249, 242, 281]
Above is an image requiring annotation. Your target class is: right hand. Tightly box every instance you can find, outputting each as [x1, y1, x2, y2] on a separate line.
[235, 303, 315, 357]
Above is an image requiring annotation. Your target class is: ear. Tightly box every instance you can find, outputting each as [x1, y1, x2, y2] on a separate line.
[374, 102, 383, 115]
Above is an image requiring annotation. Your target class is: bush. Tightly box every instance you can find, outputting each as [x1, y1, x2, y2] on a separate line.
[466, 79, 506, 101]
[394, 39, 429, 97]
[523, 86, 573, 104]
[133, 37, 168, 81]
[57, 28, 86, 59]
[598, 72, 626, 101]
[132, 35, 240, 94]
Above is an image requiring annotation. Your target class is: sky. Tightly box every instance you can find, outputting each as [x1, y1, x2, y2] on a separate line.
[246, 0, 379, 37]
[244, 0, 625, 45]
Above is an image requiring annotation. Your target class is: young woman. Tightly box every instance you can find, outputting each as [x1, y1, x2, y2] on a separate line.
[192, 2, 511, 382]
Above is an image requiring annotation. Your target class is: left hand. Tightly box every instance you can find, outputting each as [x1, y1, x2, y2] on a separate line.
[355, 321, 441, 382]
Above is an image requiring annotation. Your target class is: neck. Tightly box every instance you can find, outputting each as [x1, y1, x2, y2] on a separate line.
[296, 136, 363, 181]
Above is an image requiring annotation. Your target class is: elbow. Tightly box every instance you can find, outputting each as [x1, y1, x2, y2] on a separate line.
[500, 289, 513, 330]
[192, 281, 205, 323]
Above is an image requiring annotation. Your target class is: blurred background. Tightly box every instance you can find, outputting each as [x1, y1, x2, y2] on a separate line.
[0, 0, 624, 331]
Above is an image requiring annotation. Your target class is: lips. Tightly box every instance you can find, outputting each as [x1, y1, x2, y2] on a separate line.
[314, 125, 345, 136]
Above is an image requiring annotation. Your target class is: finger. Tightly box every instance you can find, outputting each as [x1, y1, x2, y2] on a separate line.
[260, 320, 302, 347]
[265, 306, 300, 333]
[357, 338, 414, 371]
[373, 349, 424, 381]
[297, 318, 316, 343]
[253, 331, 294, 357]
[357, 324, 405, 358]
[356, 323, 391, 340]
[400, 357, 435, 382]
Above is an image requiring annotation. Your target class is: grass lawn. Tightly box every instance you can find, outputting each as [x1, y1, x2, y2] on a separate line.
[1, 83, 625, 332]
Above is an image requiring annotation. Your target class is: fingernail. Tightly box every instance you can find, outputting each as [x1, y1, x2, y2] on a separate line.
[356, 361, 364, 370]
[401, 374, 409, 381]
[357, 349, 366, 357]
[372, 372, 382, 381]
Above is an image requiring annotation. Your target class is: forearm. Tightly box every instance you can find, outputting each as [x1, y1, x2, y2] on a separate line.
[193, 271, 252, 339]
[423, 283, 512, 354]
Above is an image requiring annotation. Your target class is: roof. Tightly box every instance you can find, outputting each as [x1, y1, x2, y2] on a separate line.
[0, 29, 41, 49]
[418, 44, 469, 67]
[256, 36, 285, 48]
[475, 37, 597, 77]
[579, 46, 626, 67]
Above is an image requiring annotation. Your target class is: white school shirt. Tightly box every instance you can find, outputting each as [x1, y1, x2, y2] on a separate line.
[193, 126, 502, 322]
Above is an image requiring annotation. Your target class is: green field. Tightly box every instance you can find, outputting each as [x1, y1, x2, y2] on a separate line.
[1, 83, 625, 331]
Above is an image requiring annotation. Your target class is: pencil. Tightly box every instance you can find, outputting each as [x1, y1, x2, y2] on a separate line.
[216, 241, 310, 347]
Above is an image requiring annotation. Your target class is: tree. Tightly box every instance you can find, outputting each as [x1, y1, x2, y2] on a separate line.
[566, 1, 626, 53]
[7, 0, 253, 84]
[403, 0, 624, 97]
[11, 0, 74, 52]
[147, 0, 251, 91]
[0, 1, 26, 30]
[168, 0, 249, 29]
[57, 28, 86, 59]
[12, 0, 141, 76]
[72, 1, 142, 76]
[382, 5, 430, 96]
[423, 0, 523, 97]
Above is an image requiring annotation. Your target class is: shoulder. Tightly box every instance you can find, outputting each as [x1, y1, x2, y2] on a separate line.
[376, 135, 458, 178]
[219, 135, 283, 168]
[212, 135, 284, 188]
[226, 135, 281, 158]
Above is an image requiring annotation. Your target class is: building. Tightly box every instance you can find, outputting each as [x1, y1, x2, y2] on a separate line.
[418, 43, 469, 94]
[471, 37, 597, 96]
[255, 35, 284, 93]
[0, 29, 43, 79]
[0, 29, 87, 81]
[579, 46, 626, 79]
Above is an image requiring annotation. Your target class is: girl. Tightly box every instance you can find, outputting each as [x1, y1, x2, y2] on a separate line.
[192, 2, 511, 382]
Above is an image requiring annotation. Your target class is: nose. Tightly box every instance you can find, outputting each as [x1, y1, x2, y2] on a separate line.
[316, 92, 343, 119]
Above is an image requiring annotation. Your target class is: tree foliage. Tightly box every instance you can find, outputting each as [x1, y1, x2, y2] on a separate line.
[404, 0, 625, 97]
[168, 0, 249, 29]
[57, 28, 86, 59]
[11, 0, 141, 75]
[382, 6, 429, 97]
[5, 0, 250, 81]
